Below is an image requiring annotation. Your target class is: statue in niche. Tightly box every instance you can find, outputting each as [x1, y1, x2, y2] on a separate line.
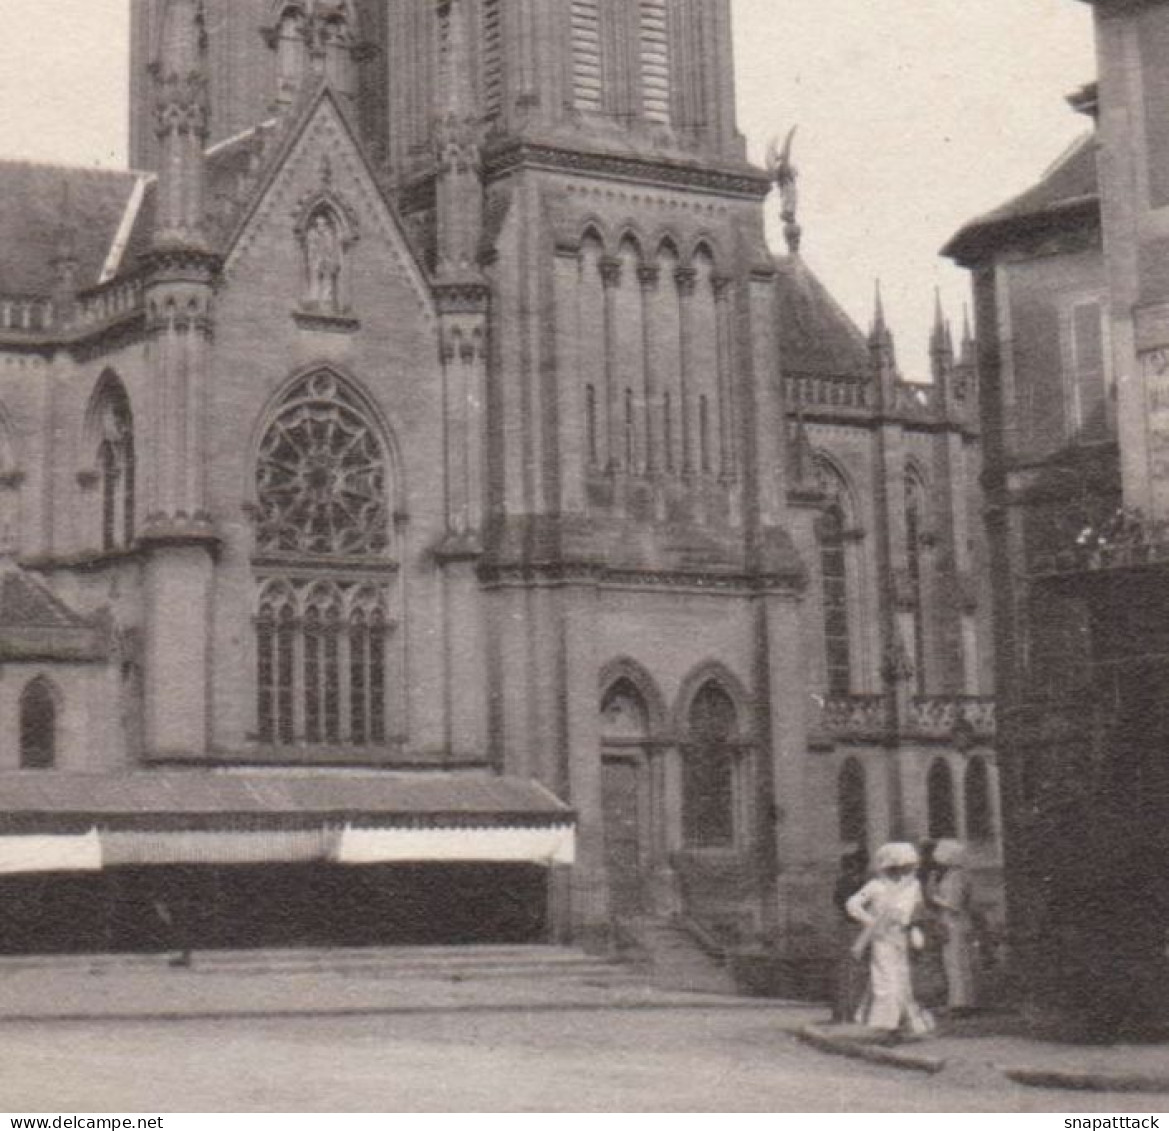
[305, 210, 343, 310]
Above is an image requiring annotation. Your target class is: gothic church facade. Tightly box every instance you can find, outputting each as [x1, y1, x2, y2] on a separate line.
[0, 0, 997, 964]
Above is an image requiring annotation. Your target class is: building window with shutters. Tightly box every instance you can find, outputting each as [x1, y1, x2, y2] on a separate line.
[1066, 299, 1110, 442]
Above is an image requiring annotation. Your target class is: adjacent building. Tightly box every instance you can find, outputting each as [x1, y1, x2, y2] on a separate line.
[945, 0, 1169, 1029]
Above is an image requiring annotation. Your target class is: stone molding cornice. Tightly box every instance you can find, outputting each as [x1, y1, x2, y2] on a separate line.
[481, 141, 772, 200]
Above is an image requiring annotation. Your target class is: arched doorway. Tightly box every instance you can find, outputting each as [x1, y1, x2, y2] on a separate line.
[600, 677, 653, 918]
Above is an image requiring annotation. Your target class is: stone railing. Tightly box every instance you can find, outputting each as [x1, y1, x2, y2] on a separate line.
[905, 695, 996, 741]
[817, 693, 995, 743]
[785, 375, 870, 411]
[895, 381, 940, 418]
[0, 295, 55, 334]
[76, 277, 145, 329]
[818, 694, 886, 740]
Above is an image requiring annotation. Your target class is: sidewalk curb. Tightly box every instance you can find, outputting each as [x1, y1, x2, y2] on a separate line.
[797, 1025, 946, 1075]
[0, 997, 809, 1026]
[1005, 1067, 1169, 1095]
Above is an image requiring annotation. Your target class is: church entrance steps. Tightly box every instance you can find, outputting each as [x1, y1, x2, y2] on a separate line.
[0, 944, 638, 987]
[617, 918, 739, 995]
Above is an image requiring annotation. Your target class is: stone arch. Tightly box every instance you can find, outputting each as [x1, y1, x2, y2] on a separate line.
[673, 660, 751, 741]
[964, 753, 995, 842]
[247, 364, 406, 532]
[837, 755, 868, 846]
[578, 219, 611, 255]
[84, 370, 136, 552]
[20, 675, 61, 770]
[927, 756, 958, 840]
[294, 191, 360, 313]
[599, 657, 668, 737]
[686, 235, 724, 273]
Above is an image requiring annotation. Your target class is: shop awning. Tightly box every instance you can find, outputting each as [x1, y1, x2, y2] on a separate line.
[101, 827, 336, 866]
[0, 771, 574, 869]
[0, 829, 101, 875]
[335, 824, 575, 866]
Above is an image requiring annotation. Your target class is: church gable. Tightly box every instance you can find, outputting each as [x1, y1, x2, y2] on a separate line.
[221, 89, 435, 326]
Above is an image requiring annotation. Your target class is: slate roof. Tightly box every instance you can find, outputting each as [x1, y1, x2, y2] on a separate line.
[0, 163, 146, 297]
[0, 771, 573, 829]
[0, 563, 106, 663]
[943, 133, 1100, 264]
[0, 567, 92, 630]
[774, 255, 871, 381]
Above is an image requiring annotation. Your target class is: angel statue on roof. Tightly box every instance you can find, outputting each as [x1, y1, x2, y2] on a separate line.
[766, 126, 802, 254]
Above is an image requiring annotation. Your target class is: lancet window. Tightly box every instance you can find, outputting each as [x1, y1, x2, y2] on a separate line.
[93, 378, 135, 552]
[19, 678, 57, 770]
[905, 469, 929, 694]
[682, 681, 738, 849]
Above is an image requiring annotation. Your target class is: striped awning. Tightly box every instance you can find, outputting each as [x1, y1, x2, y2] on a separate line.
[100, 827, 336, 867]
[334, 824, 575, 866]
[0, 830, 101, 875]
[0, 771, 575, 870]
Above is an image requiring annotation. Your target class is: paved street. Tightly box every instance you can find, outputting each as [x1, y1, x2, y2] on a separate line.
[2, 1008, 1168, 1113]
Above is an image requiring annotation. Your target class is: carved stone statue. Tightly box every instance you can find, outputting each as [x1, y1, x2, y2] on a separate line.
[305, 211, 342, 310]
[766, 126, 802, 254]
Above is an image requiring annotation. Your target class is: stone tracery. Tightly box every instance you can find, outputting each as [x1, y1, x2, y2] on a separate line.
[255, 372, 389, 557]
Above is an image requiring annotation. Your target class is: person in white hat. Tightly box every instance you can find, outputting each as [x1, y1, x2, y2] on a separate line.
[846, 842, 935, 1039]
[928, 838, 977, 1014]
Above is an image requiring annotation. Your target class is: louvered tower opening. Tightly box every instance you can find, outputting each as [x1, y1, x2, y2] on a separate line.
[571, 0, 604, 112]
[639, 0, 671, 124]
[481, 0, 503, 120]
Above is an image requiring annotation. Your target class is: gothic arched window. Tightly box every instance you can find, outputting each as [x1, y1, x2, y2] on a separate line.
[905, 469, 929, 694]
[20, 678, 57, 770]
[965, 755, 994, 842]
[838, 757, 868, 846]
[816, 459, 855, 697]
[683, 681, 738, 849]
[927, 758, 957, 840]
[256, 372, 388, 558]
[254, 373, 394, 749]
[601, 677, 650, 741]
[92, 378, 135, 552]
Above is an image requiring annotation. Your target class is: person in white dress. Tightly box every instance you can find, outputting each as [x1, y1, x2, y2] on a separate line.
[846, 841, 935, 1038]
[928, 838, 977, 1013]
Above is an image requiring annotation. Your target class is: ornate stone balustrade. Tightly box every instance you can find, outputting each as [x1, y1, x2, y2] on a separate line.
[817, 693, 995, 743]
[0, 296, 55, 334]
[906, 695, 996, 740]
[785, 374, 870, 411]
[818, 694, 886, 739]
[895, 381, 939, 418]
[76, 278, 144, 328]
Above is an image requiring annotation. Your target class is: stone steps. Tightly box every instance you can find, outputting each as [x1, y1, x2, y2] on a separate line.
[620, 918, 739, 995]
[0, 944, 638, 985]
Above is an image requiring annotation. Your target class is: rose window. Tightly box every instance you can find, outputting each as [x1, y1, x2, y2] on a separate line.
[256, 373, 389, 556]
